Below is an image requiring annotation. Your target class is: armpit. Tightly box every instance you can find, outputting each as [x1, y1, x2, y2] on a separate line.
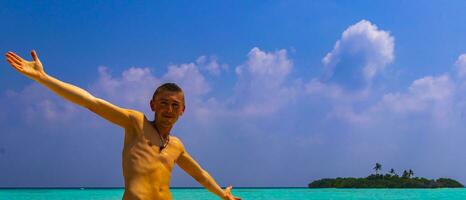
[126, 110, 145, 134]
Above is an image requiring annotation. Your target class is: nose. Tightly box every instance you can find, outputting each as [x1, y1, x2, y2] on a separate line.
[167, 105, 174, 113]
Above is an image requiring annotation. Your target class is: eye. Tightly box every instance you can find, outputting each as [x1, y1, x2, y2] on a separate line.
[172, 103, 179, 109]
[160, 101, 168, 106]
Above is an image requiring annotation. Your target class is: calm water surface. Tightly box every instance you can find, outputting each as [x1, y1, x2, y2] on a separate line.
[1, 188, 466, 200]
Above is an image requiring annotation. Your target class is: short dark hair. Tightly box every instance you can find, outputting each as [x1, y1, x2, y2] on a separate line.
[152, 83, 185, 102]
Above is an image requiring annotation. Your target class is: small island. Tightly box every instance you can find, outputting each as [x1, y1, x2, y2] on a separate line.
[309, 163, 464, 188]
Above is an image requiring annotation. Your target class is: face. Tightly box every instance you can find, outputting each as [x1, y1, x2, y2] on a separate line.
[150, 91, 185, 127]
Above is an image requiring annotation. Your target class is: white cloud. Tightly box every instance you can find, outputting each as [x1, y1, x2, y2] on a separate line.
[455, 54, 466, 78]
[305, 78, 370, 100]
[236, 47, 292, 87]
[196, 55, 228, 76]
[163, 63, 211, 99]
[322, 20, 394, 89]
[305, 78, 372, 124]
[234, 47, 299, 115]
[304, 20, 395, 124]
[0, 83, 83, 125]
[377, 75, 454, 119]
[90, 66, 161, 112]
[327, 105, 370, 124]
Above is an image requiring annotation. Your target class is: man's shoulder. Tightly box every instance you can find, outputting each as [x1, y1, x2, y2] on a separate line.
[169, 136, 182, 144]
[169, 136, 185, 150]
[123, 109, 147, 130]
[124, 109, 145, 121]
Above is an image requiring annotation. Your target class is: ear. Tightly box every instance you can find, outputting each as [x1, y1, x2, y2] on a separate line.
[180, 104, 185, 116]
[149, 100, 155, 111]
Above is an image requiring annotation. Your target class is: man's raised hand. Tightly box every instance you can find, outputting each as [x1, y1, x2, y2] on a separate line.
[5, 50, 45, 81]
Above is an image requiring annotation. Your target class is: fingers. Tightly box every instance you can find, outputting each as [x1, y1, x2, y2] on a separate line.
[225, 186, 232, 193]
[225, 185, 241, 200]
[31, 50, 39, 61]
[6, 54, 23, 67]
[6, 51, 23, 62]
[4, 52, 24, 71]
[5, 58, 23, 72]
[5, 52, 22, 64]
[6, 57, 22, 68]
[6, 55, 22, 67]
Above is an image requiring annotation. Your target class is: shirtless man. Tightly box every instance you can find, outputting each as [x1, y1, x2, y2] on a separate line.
[5, 50, 240, 200]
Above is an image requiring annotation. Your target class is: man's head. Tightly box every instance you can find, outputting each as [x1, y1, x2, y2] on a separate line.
[150, 83, 185, 128]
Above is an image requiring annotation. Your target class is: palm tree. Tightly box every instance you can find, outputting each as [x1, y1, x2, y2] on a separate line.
[389, 168, 396, 176]
[402, 170, 409, 178]
[408, 169, 414, 178]
[373, 163, 382, 175]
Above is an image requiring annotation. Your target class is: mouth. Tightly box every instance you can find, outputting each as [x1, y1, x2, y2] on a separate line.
[162, 115, 175, 119]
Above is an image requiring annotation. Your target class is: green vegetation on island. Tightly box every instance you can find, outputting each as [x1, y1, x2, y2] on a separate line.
[309, 163, 464, 188]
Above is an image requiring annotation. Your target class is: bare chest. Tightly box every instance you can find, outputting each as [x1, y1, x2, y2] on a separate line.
[123, 127, 181, 175]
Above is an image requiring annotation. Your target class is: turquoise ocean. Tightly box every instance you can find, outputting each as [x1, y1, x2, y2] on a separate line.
[1, 188, 466, 200]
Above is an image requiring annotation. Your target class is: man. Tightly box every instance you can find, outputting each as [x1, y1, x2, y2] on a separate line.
[5, 50, 240, 200]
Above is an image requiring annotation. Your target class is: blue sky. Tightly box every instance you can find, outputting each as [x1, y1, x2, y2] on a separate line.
[2, 1, 466, 187]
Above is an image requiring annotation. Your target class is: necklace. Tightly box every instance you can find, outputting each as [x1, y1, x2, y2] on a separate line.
[153, 121, 170, 152]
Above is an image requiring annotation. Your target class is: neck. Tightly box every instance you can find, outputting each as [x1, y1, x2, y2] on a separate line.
[153, 120, 171, 139]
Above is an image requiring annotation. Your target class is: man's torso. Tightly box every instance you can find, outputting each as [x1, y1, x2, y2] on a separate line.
[122, 112, 184, 200]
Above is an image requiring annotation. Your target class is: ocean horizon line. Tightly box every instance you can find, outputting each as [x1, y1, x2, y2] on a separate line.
[2, 187, 465, 189]
[0, 187, 310, 189]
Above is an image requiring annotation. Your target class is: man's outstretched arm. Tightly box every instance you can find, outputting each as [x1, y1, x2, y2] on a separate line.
[5, 50, 133, 128]
[176, 147, 240, 200]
